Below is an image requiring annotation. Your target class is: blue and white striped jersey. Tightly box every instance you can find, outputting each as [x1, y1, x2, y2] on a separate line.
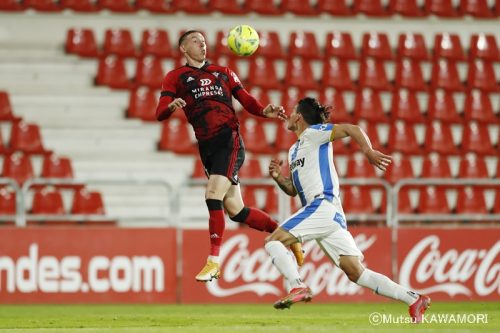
[288, 123, 342, 208]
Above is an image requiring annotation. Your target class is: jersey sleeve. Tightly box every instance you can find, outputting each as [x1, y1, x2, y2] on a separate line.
[155, 71, 177, 121]
[228, 68, 265, 118]
[306, 123, 335, 145]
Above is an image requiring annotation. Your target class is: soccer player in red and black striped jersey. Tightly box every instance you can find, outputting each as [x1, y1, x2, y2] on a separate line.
[156, 30, 303, 282]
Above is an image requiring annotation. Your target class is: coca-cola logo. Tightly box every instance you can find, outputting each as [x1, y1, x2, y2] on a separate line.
[399, 235, 500, 297]
[206, 233, 377, 297]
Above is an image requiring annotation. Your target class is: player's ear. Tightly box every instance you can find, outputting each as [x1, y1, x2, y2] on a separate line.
[179, 44, 186, 54]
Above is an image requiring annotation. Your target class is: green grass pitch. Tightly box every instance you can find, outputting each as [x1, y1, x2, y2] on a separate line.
[0, 302, 498, 333]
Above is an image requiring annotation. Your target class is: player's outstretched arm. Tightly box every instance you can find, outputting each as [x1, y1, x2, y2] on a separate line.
[268, 158, 297, 196]
[332, 124, 392, 171]
[263, 104, 287, 121]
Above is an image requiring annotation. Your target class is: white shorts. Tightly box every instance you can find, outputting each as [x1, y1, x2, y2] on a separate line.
[280, 198, 364, 266]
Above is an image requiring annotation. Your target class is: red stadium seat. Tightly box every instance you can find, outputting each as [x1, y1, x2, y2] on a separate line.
[460, 0, 495, 18]
[384, 154, 415, 183]
[209, 0, 244, 14]
[396, 33, 429, 60]
[254, 31, 285, 59]
[95, 56, 131, 89]
[214, 30, 236, 58]
[191, 159, 207, 179]
[136, 0, 174, 13]
[463, 90, 496, 122]
[158, 119, 196, 154]
[354, 0, 391, 16]
[417, 186, 450, 214]
[317, 0, 354, 16]
[353, 89, 387, 122]
[41, 154, 73, 179]
[361, 32, 393, 60]
[469, 34, 499, 61]
[425, 0, 460, 17]
[426, 90, 461, 123]
[332, 137, 352, 154]
[280, 87, 302, 116]
[284, 58, 317, 90]
[25, 0, 62, 11]
[358, 58, 391, 91]
[430, 60, 464, 91]
[127, 88, 158, 121]
[391, 89, 425, 123]
[424, 121, 458, 154]
[0, 0, 25, 11]
[140, 29, 173, 58]
[1, 152, 34, 185]
[0, 128, 7, 154]
[461, 121, 495, 155]
[238, 158, 263, 179]
[458, 153, 489, 178]
[456, 186, 488, 214]
[0, 189, 16, 220]
[65, 28, 99, 58]
[214, 56, 240, 77]
[320, 89, 352, 123]
[241, 187, 259, 209]
[240, 118, 273, 154]
[466, 60, 499, 92]
[274, 122, 298, 153]
[325, 32, 357, 60]
[346, 153, 376, 178]
[31, 187, 65, 215]
[10, 121, 49, 154]
[389, 0, 427, 16]
[263, 187, 279, 215]
[245, 0, 282, 14]
[387, 121, 421, 154]
[282, 0, 318, 15]
[493, 189, 500, 213]
[0, 91, 18, 121]
[433, 33, 465, 60]
[100, 0, 136, 12]
[394, 59, 427, 91]
[342, 186, 375, 214]
[238, 87, 272, 120]
[71, 188, 105, 215]
[103, 29, 136, 58]
[246, 58, 281, 90]
[134, 56, 164, 89]
[421, 153, 452, 178]
[61, 0, 99, 11]
[172, 0, 209, 13]
[321, 58, 355, 90]
[288, 32, 321, 59]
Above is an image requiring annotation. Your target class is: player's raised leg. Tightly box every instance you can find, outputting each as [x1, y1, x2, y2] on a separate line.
[195, 174, 232, 282]
[225, 184, 304, 266]
[264, 228, 312, 309]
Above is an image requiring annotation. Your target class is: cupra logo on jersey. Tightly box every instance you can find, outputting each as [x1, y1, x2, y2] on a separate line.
[200, 79, 211, 86]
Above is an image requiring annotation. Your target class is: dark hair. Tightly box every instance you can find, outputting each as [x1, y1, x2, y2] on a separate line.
[178, 30, 203, 47]
[297, 97, 331, 125]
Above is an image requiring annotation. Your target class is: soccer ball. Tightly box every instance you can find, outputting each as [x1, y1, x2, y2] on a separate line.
[227, 25, 260, 57]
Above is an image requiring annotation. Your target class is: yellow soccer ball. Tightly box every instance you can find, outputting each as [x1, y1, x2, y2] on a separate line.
[227, 25, 260, 57]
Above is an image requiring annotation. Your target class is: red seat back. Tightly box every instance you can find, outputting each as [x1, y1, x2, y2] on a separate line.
[394, 59, 427, 91]
[284, 58, 317, 90]
[103, 29, 136, 57]
[65, 28, 99, 57]
[418, 186, 450, 213]
[254, 31, 285, 59]
[361, 32, 393, 59]
[141, 29, 173, 57]
[321, 58, 355, 90]
[2, 152, 34, 185]
[325, 32, 357, 59]
[135, 56, 164, 89]
[31, 188, 65, 215]
[127, 88, 158, 121]
[96, 56, 130, 89]
[391, 89, 424, 123]
[456, 186, 488, 214]
[71, 188, 105, 215]
[289, 32, 321, 59]
[397, 33, 429, 60]
[10, 121, 48, 154]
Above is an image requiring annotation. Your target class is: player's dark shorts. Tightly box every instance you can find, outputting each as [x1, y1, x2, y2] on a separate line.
[198, 128, 245, 184]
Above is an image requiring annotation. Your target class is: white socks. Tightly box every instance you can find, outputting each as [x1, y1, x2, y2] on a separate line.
[207, 255, 220, 264]
[357, 269, 419, 305]
[265, 241, 305, 289]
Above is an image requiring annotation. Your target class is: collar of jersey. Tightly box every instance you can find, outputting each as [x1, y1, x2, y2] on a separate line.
[185, 60, 210, 69]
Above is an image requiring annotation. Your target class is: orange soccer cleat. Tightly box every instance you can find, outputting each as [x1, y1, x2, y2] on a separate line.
[290, 242, 304, 266]
[273, 287, 313, 310]
[409, 295, 431, 323]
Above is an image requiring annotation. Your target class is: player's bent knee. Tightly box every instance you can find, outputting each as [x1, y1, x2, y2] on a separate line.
[229, 207, 250, 223]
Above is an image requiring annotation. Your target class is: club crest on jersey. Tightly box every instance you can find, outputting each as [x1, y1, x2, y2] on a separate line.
[186, 76, 195, 83]
[290, 157, 305, 171]
[200, 78, 211, 86]
[212, 72, 219, 78]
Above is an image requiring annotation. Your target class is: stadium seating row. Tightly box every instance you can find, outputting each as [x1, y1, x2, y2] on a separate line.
[93, 55, 500, 92]
[0, 186, 109, 224]
[128, 88, 500, 124]
[2, 0, 500, 18]
[66, 28, 500, 61]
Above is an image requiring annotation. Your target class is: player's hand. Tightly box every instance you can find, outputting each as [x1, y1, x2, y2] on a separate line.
[168, 98, 186, 112]
[365, 149, 392, 171]
[268, 158, 283, 179]
[263, 104, 287, 120]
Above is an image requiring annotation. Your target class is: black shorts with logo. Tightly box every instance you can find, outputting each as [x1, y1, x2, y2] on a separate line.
[198, 128, 245, 184]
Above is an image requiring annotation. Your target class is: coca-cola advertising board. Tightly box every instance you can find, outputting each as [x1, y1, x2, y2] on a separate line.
[397, 228, 500, 301]
[0, 228, 177, 304]
[181, 227, 392, 303]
